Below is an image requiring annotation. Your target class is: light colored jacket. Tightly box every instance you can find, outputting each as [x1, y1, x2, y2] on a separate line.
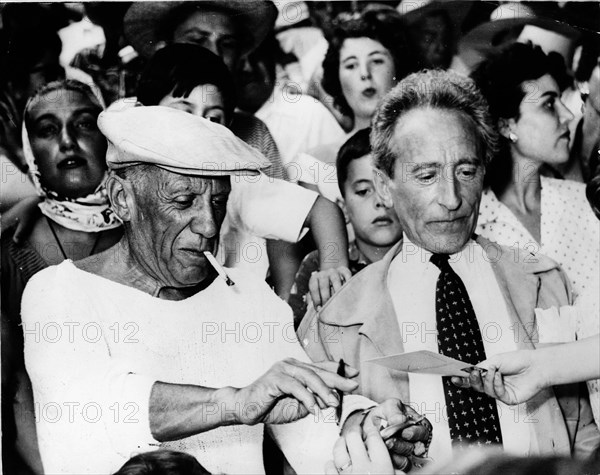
[298, 237, 599, 457]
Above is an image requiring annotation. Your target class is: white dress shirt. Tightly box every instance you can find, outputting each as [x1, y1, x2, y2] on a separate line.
[387, 238, 536, 464]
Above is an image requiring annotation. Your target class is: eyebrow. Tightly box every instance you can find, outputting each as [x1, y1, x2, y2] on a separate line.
[341, 50, 388, 63]
[540, 90, 558, 100]
[179, 26, 237, 39]
[32, 108, 99, 125]
[351, 178, 373, 186]
[408, 157, 481, 172]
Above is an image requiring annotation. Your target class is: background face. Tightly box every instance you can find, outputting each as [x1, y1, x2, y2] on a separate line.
[338, 37, 396, 121]
[510, 74, 573, 166]
[172, 9, 240, 72]
[382, 107, 485, 254]
[28, 90, 106, 198]
[343, 154, 402, 248]
[159, 84, 227, 125]
[127, 169, 230, 288]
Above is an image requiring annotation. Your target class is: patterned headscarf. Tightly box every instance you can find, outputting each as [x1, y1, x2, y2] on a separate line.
[22, 80, 121, 232]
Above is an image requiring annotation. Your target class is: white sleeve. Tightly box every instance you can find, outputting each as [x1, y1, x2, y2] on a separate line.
[257, 285, 376, 473]
[22, 267, 158, 474]
[228, 173, 317, 242]
[290, 152, 342, 203]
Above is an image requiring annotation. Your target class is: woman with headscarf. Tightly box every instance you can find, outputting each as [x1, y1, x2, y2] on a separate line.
[1, 79, 122, 474]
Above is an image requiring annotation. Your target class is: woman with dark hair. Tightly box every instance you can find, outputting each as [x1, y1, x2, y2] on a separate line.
[321, 7, 415, 135]
[135, 44, 349, 298]
[472, 42, 600, 426]
[294, 6, 416, 202]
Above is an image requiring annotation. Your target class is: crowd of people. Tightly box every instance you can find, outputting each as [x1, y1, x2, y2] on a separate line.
[1, 1, 599, 474]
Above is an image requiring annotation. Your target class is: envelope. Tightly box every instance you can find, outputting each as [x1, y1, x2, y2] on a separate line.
[366, 350, 482, 377]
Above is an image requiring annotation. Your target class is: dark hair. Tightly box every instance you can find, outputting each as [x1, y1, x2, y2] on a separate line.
[321, 8, 416, 118]
[336, 127, 371, 197]
[136, 43, 236, 119]
[575, 37, 600, 84]
[471, 42, 570, 125]
[112, 450, 210, 475]
[471, 42, 570, 189]
[371, 69, 497, 178]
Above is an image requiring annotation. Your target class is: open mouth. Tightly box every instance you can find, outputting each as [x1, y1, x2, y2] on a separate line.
[362, 87, 377, 98]
[57, 156, 87, 169]
[559, 130, 571, 141]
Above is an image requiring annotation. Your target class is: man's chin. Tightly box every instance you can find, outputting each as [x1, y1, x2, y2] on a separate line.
[420, 234, 472, 255]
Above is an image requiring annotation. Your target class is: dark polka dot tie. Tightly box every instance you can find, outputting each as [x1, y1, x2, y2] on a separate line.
[430, 254, 503, 449]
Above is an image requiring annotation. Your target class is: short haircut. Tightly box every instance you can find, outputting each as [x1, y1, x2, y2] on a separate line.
[113, 449, 209, 475]
[371, 69, 497, 178]
[471, 42, 570, 124]
[336, 127, 371, 197]
[321, 7, 416, 118]
[136, 43, 236, 119]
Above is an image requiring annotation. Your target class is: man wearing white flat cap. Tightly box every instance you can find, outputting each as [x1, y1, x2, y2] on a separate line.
[21, 106, 430, 474]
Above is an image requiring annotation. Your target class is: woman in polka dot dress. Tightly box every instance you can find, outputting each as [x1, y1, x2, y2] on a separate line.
[472, 43, 600, 426]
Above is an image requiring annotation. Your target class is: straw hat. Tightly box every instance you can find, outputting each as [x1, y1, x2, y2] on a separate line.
[458, 3, 581, 71]
[124, 1, 278, 59]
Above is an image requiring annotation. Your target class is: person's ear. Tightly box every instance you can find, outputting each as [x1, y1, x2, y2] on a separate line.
[106, 174, 134, 223]
[373, 169, 394, 208]
[335, 197, 350, 225]
[498, 117, 517, 141]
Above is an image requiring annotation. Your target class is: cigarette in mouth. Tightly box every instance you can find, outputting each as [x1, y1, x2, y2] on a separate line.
[203, 251, 235, 286]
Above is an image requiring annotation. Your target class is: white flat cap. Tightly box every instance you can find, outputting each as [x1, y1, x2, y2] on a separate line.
[98, 106, 270, 176]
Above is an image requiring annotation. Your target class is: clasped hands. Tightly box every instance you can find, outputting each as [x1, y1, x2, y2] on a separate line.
[232, 358, 432, 472]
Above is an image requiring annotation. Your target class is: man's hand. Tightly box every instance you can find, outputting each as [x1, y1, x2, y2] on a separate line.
[342, 398, 432, 472]
[451, 350, 545, 405]
[233, 358, 359, 425]
[309, 266, 353, 309]
[325, 418, 397, 475]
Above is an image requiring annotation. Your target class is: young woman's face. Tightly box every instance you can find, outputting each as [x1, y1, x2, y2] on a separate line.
[28, 89, 106, 198]
[338, 37, 396, 122]
[159, 84, 227, 126]
[510, 74, 574, 165]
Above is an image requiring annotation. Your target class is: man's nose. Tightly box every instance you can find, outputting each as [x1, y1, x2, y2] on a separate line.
[190, 206, 218, 239]
[203, 35, 220, 57]
[438, 175, 462, 211]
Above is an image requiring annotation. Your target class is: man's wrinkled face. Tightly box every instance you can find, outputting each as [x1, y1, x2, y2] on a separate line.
[378, 107, 485, 254]
[127, 167, 230, 288]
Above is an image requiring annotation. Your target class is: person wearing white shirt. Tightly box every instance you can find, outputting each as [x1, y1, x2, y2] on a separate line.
[299, 70, 599, 467]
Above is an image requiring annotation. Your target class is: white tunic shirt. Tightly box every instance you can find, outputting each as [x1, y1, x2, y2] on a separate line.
[22, 262, 344, 474]
[387, 239, 535, 464]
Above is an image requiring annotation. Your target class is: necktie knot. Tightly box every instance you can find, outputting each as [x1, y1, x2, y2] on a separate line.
[430, 253, 450, 271]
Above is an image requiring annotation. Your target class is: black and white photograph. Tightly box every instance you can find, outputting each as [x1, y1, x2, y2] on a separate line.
[1, 1, 599, 474]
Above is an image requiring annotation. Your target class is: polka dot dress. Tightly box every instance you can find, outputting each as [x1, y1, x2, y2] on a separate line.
[478, 177, 600, 425]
